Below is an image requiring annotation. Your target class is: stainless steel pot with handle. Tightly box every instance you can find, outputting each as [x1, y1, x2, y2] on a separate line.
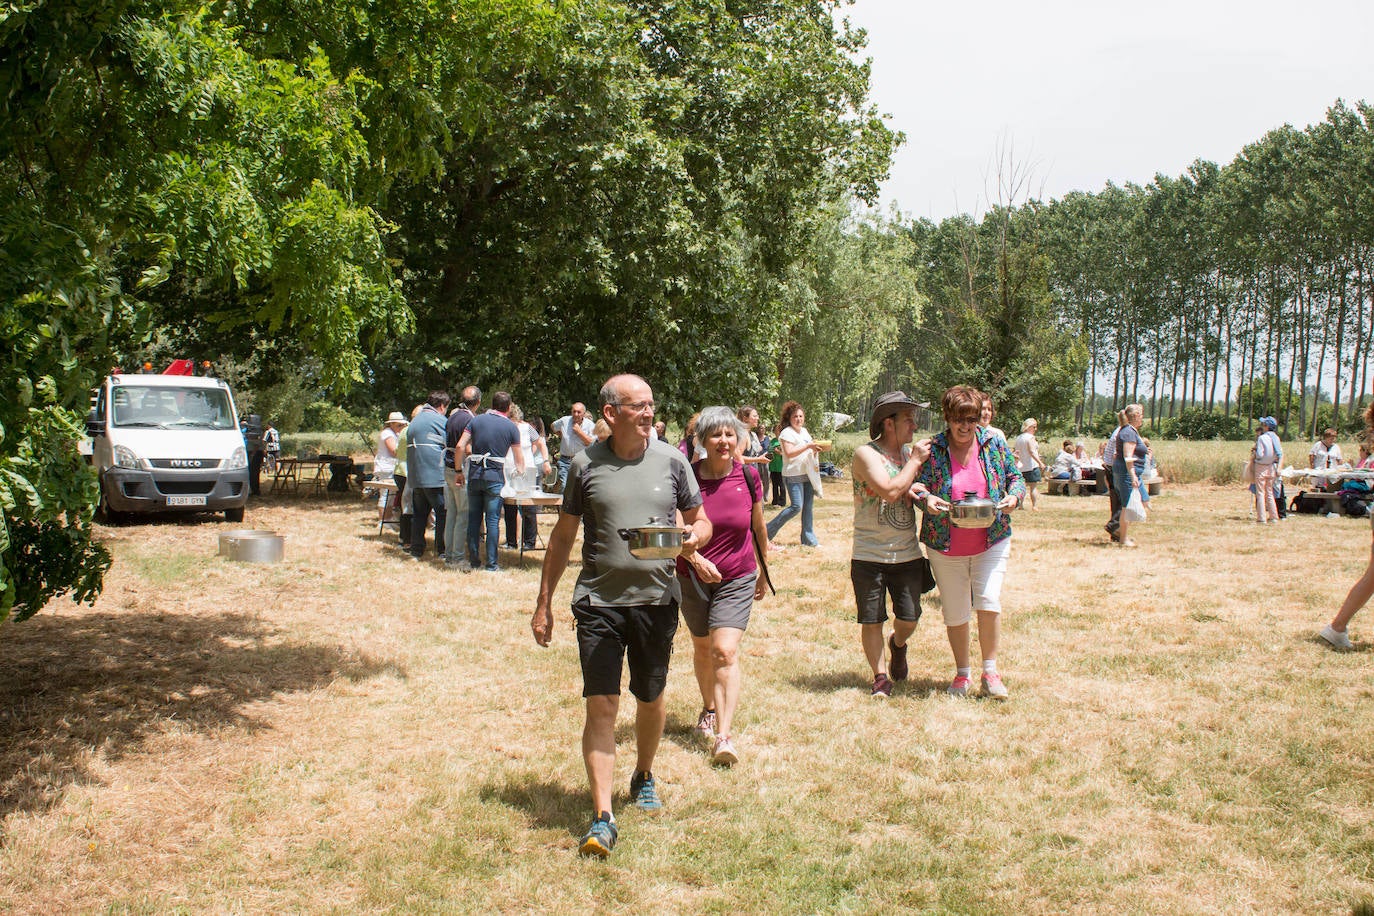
[618, 525, 684, 560]
[948, 493, 998, 529]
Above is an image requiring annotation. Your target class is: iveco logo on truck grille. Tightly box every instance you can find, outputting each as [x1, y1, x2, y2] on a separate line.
[170, 459, 203, 468]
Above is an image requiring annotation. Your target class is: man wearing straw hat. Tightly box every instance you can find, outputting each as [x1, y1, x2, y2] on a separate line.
[851, 392, 933, 698]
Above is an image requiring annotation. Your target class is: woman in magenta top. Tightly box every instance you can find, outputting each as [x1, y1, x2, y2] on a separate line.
[676, 406, 769, 766]
[916, 386, 1026, 700]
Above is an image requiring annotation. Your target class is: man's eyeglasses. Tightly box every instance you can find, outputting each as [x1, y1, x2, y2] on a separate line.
[615, 400, 655, 413]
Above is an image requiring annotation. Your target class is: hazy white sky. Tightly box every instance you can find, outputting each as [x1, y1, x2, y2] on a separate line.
[843, 0, 1374, 219]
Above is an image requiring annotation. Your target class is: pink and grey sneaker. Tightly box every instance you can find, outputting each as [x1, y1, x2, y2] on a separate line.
[981, 672, 1009, 700]
[947, 674, 972, 698]
[871, 673, 893, 698]
[694, 708, 717, 741]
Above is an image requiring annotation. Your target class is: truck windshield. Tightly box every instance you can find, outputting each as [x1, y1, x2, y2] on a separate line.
[111, 386, 235, 430]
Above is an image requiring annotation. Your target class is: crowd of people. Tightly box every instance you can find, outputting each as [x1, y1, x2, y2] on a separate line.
[356, 375, 1372, 860]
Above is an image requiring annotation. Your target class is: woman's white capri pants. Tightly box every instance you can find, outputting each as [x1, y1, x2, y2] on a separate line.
[926, 538, 1011, 626]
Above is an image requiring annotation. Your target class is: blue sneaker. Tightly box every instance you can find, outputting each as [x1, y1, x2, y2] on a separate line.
[629, 771, 662, 812]
[578, 812, 617, 858]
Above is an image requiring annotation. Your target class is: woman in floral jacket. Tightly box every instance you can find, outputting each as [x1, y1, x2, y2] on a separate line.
[917, 386, 1027, 700]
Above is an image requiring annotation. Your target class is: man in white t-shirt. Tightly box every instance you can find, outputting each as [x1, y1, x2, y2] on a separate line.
[554, 402, 596, 492]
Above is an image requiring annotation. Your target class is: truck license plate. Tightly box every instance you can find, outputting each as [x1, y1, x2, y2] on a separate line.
[166, 495, 207, 507]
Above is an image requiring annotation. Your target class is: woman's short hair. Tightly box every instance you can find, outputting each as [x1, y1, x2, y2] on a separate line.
[941, 386, 984, 423]
[698, 406, 747, 445]
[1022, 417, 1037, 432]
[509, 403, 524, 423]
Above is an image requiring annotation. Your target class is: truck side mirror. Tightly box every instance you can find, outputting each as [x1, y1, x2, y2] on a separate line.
[86, 410, 103, 438]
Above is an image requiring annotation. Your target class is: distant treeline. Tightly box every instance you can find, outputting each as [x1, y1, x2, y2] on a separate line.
[880, 101, 1374, 440]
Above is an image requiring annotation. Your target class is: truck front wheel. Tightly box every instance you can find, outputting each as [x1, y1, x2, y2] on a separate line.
[224, 506, 246, 523]
[98, 486, 126, 525]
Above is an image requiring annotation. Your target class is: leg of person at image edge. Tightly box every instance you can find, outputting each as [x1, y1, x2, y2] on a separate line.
[1320, 542, 1374, 650]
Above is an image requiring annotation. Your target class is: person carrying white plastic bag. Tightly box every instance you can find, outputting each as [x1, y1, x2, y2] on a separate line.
[1123, 486, 1147, 523]
[1112, 404, 1151, 547]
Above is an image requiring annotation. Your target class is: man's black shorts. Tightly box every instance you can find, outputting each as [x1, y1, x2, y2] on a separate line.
[573, 597, 679, 702]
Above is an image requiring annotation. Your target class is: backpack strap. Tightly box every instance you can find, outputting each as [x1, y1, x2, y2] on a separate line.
[743, 462, 761, 503]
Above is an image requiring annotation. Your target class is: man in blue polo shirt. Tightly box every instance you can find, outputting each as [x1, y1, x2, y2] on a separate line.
[457, 391, 524, 571]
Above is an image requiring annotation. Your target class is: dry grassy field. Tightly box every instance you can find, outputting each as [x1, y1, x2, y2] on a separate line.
[2, 481, 1372, 914]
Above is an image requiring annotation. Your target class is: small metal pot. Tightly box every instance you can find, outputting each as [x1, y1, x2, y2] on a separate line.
[618, 525, 684, 560]
[224, 532, 285, 563]
[948, 494, 998, 529]
[218, 530, 277, 556]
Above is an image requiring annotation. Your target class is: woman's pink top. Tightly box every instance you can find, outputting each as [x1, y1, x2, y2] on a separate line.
[944, 452, 990, 557]
[675, 462, 758, 581]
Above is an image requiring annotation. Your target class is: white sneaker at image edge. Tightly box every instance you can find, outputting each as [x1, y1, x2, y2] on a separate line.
[1319, 625, 1352, 650]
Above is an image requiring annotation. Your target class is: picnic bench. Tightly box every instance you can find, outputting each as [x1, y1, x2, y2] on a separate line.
[1046, 477, 1099, 496]
[268, 455, 364, 496]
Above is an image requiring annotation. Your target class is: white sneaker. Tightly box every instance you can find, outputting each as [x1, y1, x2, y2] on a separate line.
[1319, 625, 1352, 650]
[711, 736, 738, 767]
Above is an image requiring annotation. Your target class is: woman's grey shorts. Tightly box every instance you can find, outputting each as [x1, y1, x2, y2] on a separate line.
[677, 572, 757, 638]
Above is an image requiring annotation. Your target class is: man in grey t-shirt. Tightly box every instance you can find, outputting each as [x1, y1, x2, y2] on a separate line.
[532, 373, 711, 859]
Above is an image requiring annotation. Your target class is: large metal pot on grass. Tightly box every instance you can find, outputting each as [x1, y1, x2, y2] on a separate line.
[218, 530, 277, 556]
[221, 531, 285, 563]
